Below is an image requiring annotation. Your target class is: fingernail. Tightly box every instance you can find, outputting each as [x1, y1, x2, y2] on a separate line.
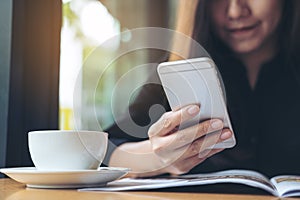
[163, 118, 172, 128]
[211, 119, 223, 129]
[187, 105, 200, 115]
[221, 131, 232, 140]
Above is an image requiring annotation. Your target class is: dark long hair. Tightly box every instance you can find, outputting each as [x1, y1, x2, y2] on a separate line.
[192, 0, 300, 60]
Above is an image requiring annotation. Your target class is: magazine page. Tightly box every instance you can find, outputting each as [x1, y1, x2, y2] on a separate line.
[80, 177, 189, 192]
[271, 175, 300, 197]
[80, 169, 277, 195]
[177, 169, 277, 195]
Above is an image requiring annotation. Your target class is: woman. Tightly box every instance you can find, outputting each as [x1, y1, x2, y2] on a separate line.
[105, 0, 300, 178]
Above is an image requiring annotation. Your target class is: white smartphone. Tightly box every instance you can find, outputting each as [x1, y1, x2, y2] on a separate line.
[157, 57, 236, 149]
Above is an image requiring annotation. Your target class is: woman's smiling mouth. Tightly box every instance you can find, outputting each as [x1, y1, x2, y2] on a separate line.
[226, 22, 261, 39]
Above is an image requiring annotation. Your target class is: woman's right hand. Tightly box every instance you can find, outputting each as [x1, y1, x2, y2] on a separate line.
[148, 104, 232, 175]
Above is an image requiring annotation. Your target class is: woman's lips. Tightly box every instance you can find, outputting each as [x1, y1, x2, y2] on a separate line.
[226, 22, 260, 38]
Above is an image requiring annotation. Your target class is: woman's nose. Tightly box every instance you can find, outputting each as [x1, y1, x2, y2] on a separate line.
[227, 0, 249, 20]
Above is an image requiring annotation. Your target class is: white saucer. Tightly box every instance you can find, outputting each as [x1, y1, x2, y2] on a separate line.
[0, 167, 130, 189]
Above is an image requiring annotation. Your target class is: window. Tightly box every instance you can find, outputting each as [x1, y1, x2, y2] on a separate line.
[60, 0, 178, 131]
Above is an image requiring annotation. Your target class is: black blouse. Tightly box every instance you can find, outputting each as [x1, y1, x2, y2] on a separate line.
[105, 52, 300, 178]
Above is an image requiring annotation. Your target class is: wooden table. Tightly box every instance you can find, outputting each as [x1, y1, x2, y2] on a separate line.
[0, 178, 298, 200]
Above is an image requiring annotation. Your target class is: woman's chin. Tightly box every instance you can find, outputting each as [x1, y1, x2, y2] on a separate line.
[229, 42, 262, 56]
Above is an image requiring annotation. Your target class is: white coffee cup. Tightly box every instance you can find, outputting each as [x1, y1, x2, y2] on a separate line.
[28, 130, 108, 171]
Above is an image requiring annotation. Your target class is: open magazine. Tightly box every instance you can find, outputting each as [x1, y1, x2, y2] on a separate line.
[79, 169, 300, 197]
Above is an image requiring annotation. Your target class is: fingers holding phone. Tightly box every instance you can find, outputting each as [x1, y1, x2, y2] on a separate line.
[148, 104, 232, 174]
